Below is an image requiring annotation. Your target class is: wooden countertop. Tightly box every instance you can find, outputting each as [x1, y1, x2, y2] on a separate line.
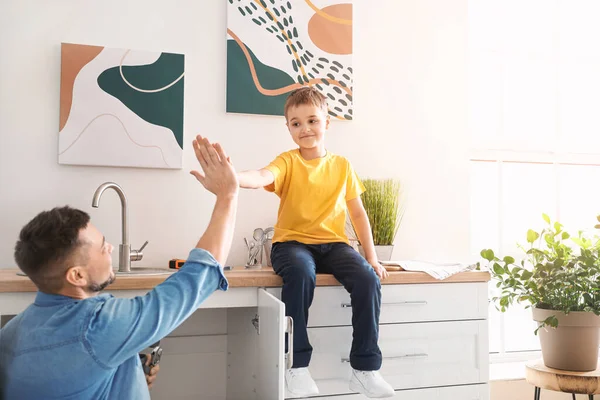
[0, 267, 490, 293]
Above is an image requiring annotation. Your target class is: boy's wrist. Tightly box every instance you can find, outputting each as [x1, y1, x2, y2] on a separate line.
[366, 255, 378, 264]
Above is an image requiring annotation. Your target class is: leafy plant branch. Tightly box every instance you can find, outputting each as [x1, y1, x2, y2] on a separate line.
[479, 213, 600, 332]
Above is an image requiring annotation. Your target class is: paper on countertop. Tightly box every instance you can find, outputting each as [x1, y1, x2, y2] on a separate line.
[379, 260, 478, 280]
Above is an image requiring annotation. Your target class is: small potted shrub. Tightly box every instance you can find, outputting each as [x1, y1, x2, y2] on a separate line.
[356, 178, 403, 261]
[480, 214, 600, 371]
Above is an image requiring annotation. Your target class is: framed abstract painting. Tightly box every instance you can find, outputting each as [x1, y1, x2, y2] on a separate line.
[226, 0, 353, 120]
[58, 43, 185, 169]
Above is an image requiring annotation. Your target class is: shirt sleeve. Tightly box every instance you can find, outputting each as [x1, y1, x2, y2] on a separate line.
[85, 248, 228, 368]
[263, 153, 288, 196]
[345, 161, 366, 201]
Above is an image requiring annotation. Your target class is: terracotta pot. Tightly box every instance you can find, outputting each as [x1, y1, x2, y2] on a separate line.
[357, 245, 394, 261]
[532, 307, 600, 371]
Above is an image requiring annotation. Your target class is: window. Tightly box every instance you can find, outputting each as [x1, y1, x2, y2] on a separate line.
[468, 0, 600, 359]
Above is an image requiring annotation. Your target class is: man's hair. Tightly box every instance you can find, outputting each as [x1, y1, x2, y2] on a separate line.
[14, 206, 91, 292]
[284, 86, 328, 119]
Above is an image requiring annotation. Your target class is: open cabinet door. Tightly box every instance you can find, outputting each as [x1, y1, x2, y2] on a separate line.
[257, 289, 291, 400]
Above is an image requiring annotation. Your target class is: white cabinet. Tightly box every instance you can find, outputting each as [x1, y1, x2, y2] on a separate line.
[268, 282, 489, 399]
[0, 289, 292, 400]
[0, 282, 488, 400]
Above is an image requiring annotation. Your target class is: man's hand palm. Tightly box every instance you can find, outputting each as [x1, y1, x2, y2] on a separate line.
[190, 136, 239, 197]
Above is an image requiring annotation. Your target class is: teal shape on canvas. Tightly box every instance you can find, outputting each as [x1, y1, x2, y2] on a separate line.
[226, 39, 295, 116]
[97, 52, 184, 149]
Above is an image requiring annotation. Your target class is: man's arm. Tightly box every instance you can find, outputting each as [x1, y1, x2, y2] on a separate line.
[86, 136, 239, 367]
[238, 169, 274, 189]
[190, 137, 239, 263]
[347, 197, 389, 280]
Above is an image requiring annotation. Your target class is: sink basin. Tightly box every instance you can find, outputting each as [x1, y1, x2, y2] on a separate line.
[114, 267, 174, 276]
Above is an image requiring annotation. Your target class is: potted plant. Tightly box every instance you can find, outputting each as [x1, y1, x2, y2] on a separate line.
[480, 214, 600, 371]
[353, 178, 404, 261]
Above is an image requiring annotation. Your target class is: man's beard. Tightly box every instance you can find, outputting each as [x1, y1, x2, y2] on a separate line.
[88, 273, 116, 292]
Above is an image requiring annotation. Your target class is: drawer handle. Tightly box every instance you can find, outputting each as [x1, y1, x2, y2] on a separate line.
[341, 300, 427, 308]
[341, 353, 428, 363]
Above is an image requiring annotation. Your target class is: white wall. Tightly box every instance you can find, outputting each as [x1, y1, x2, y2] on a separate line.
[0, 0, 468, 269]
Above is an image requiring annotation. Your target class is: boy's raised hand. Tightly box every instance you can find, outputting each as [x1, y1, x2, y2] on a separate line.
[190, 135, 239, 198]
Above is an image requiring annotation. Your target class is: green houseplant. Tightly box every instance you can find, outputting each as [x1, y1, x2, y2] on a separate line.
[355, 178, 404, 261]
[480, 213, 600, 371]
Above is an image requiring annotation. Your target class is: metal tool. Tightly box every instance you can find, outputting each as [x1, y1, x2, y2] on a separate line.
[139, 341, 162, 375]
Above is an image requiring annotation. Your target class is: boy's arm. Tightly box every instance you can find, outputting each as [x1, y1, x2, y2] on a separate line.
[238, 169, 275, 189]
[347, 197, 389, 280]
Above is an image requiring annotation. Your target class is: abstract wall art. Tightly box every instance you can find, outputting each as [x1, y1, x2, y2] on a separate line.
[226, 0, 353, 120]
[58, 43, 185, 169]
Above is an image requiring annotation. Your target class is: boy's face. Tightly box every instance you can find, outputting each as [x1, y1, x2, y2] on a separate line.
[286, 104, 330, 151]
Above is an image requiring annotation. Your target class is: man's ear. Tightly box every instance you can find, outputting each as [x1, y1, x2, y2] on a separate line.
[326, 115, 331, 129]
[65, 266, 88, 288]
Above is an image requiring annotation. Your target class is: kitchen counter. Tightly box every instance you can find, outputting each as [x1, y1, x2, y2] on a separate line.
[0, 265, 492, 399]
[0, 267, 489, 293]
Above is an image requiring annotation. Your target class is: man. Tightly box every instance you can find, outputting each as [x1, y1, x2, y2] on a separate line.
[0, 135, 238, 399]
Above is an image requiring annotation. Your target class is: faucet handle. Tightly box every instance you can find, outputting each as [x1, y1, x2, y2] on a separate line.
[138, 240, 149, 252]
[130, 241, 149, 262]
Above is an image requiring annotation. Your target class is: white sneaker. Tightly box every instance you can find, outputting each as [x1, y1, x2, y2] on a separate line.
[349, 369, 395, 398]
[285, 367, 319, 398]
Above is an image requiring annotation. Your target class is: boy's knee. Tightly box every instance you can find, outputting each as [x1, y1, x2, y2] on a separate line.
[287, 264, 316, 283]
[356, 269, 381, 292]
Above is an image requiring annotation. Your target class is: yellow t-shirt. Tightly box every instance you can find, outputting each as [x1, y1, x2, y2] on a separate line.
[264, 149, 365, 245]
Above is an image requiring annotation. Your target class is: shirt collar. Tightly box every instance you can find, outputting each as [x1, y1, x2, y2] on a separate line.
[33, 291, 80, 307]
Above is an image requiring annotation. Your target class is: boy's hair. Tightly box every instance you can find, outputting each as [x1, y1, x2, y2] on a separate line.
[14, 206, 90, 292]
[284, 86, 328, 119]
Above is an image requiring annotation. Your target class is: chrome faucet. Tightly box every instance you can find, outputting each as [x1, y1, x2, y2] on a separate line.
[91, 182, 148, 273]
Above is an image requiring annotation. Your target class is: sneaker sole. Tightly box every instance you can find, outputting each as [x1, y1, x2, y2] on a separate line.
[285, 383, 319, 399]
[349, 379, 395, 398]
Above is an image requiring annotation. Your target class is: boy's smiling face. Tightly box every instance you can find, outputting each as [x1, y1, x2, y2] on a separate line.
[286, 103, 330, 153]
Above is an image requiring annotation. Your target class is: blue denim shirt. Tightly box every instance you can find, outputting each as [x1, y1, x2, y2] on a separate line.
[0, 249, 228, 400]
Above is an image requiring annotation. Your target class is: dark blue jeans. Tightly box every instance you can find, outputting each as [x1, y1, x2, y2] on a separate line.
[271, 241, 382, 371]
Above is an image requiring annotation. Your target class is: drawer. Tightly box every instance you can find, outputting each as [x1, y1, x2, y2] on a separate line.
[306, 320, 489, 397]
[268, 282, 488, 327]
[309, 383, 489, 400]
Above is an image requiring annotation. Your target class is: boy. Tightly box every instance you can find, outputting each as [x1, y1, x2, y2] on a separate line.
[237, 87, 395, 398]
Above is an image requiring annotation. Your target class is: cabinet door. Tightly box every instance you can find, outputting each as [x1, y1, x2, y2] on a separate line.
[257, 289, 286, 400]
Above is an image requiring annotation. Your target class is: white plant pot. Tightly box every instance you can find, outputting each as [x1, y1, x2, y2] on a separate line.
[357, 245, 394, 261]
